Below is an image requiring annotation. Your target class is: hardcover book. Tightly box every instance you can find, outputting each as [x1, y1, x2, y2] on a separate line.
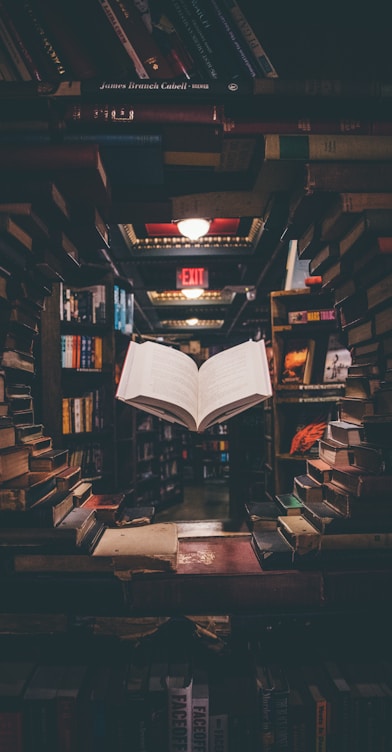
[328, 420, 363, 446]
[0, 444, 30, 482]
[264, 134, 392, 161]
[116, 339, 272, 432]
[293, 473, 323, 505]
[0, 471, 58, 510]
[91, 522, 179, 572]
[318, 437, 353, 467]
[274, 492, 303, 515]
[191, 668, 209, 752]
[0, 487, 74, 528]
[28, 447, 69, 473]
[251, 529, 294, 570]
[338, 396, 375, 426]
[331, 464, 392, 497]
[166, 660, 193, 752]
[306, 457, 333, 484]
[244, 500, 280, 531]
[278, 515, 320, 555]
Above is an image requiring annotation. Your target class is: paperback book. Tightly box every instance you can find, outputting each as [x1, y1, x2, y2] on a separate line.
[116, 339, 272, 432]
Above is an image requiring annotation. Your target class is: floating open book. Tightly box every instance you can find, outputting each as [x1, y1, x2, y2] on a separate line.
[115, 339, 272, 432]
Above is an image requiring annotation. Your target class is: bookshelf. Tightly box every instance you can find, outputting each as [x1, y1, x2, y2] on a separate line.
[0, 3, 392, 747]
[38, 273, 135, 493]
[270, 288, 347, 494]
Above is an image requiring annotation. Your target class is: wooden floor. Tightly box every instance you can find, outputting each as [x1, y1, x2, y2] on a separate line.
[155, 480, 230, 522]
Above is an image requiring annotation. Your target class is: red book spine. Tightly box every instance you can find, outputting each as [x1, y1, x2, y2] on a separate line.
[0, 142, 102, 171]
[31, 0, 100, 79]
[62, 101, 225, 125]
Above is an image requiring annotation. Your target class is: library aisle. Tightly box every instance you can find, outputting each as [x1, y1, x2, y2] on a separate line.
[155, 479, 230, 522]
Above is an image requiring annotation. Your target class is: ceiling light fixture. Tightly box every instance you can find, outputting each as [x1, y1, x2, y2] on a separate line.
[185, 317, 199, 326]
[176, 218, 211, 241]
[181, 288, 204, 300]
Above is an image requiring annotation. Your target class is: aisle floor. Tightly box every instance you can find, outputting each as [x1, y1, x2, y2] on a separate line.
[155, 480, 230, 522]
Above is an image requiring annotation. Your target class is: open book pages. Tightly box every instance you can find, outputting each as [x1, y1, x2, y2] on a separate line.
[115, 339, 272, 432]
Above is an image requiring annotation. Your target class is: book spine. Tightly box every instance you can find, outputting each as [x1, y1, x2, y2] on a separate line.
[304, 162, 392, 193]
[129, 0, 195, 76]
[0, 4, 33, 80]
[224, 117, 380, 135]
[61, 101, 224, 125]
[206, 0, 259, 78]
[220, 0, 278, 77]
[0, 142, 102, 170]
[32, 0, 100, 79]
[13, 0, 70, 80]
[264, 134, 392, 160]
[101, 0, 176, 79]
[162, 0, 220, 80]
[97, 0, 158, 79]
[167, 683, 192, 752]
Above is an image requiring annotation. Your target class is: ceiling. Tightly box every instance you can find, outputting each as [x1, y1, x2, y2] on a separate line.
[93, 128, 300, 347]
[2, 2, 392, 348]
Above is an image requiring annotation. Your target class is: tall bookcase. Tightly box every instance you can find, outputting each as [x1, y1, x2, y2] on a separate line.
[270, 288, 347, 494]
[38, 272, 135, 493]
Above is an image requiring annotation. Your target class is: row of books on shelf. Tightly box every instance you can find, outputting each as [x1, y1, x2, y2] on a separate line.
[0, 0, 278, 85]
[60, 333, 103, 370]
[279, 332, 352, 387]
[1, 641, 392, 752]
[60, 283, 107, 324]
[62, 389, 105, 434]
[114, 283, 134, 334]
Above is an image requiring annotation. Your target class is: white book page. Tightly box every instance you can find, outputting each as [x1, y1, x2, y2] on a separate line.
[117, 341, 199, 422]
[197, 340, 270, 427]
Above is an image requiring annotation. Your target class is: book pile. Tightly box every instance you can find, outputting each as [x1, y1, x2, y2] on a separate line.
[252, 353, 392, 568]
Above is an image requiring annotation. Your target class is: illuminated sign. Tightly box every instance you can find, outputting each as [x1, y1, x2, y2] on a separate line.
[176, 267, 209, 289]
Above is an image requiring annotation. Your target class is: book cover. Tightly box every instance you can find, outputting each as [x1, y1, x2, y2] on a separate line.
[322, 333, 352, 383]
[0, 487, 74, 528]
[274, 492, 303, 515]
[0, 444, 30, 482]
[304, 160, 392, 194]
[278, 515, 320, 555]
[91, 522, 179, 572]
[166, 659, 193, 752]
[244, 500, 281, 531]
[293, 473, 323, 505]
[338, 396, 375, 426]
[191, 668, 209, 752]
[306, 457, 333, 484]
[280, 338, 315, 385]
[328, 420, 363, 446]
[116, 339, 272, 433]
[251, 529, 294, 570]
[264, 134, 392, 161]
[331, 464, 392, 497]
[81, 491, 127, 524]
[28, 447, 69, 473]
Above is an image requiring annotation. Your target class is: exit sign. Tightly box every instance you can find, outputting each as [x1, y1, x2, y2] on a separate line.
[176, 267, 209, 289]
